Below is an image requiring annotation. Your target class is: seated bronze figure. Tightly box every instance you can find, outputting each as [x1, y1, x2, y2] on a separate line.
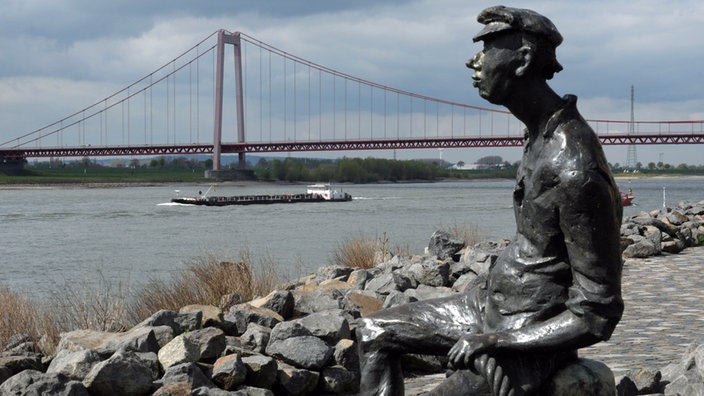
[356, 6, 624, 396]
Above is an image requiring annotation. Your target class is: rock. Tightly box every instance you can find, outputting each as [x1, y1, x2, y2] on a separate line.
[225, 303, 284, 336]
[293, 288, 344, 314]
[406, 261, 450, 287]
[0, 352, 45, 376]
[158, 333, 201, 369]
[295, 309, 351, 345]
[383, 290, 416, 308]
[46, 349, 102, 381]
[160, 362, 213, 389]
[56, 327, 160, 358]
[364, 272, 413, 295]
[347, 269, 371, 290]
[622, 236, 660, 258]
[540, 358, 616, 396]
[211, 353, 248, 390]
[180, 304, 224, 329]
[315, 265, 354, 282]
[265, 336, 333, 370]
[333, 339, 360, 372]
[241, 354, 278, 389]
[249, 290, 295, 320]
[276, 362, 320, 396]
[183, 327, 227, 363]
[0, 370, 89, 396]
[136, 309, 202, 334]
[342, 291, 383, 317]
[615, 375, 638, 396]
[627, 368, 662, 394]
[319, 365, 360, 394]
[241, 323, 272, 354]
[427, 230, 465, 260]
[82, 351, 153, 396]
[660, 343, 704, 395]
[404, 284, 456, 301]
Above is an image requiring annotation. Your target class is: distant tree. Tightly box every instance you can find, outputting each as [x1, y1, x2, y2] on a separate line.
[456, 161, 465, 167]
[677, 163, 689, 169]
[475, 155, 503, 166]
[647, 162, 656, 170]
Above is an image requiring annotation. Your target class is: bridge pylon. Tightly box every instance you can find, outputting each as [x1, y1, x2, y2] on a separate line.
[212, 30, 246, 174]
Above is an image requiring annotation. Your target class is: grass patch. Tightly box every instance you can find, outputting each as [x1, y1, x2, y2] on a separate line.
[333, 233, 399, 269]
[0, 285, 59, 355]
[127, 250, 284, 324]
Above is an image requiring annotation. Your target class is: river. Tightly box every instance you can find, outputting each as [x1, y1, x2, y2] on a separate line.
[1, 177, 702, 301]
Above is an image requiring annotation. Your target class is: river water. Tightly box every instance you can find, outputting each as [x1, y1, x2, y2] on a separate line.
[1, 177, 702, 301]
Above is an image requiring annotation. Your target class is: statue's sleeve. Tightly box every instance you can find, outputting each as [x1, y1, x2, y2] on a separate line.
[559, 169, 624, 341]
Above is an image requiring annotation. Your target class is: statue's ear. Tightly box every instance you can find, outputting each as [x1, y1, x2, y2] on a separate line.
[515, 45, 533, 77]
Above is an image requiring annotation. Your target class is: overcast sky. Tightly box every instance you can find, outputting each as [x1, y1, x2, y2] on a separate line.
[1, 0, 703, 166]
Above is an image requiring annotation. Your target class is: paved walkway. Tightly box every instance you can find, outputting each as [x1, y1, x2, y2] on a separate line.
[404, 246, 704, 395]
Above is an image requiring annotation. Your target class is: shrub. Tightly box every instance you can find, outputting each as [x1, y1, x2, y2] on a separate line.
[48, 271, 131, 333]
[333, 234, 392, 269]
[127, 250, 284, 324]
[0, 285, 59, 355]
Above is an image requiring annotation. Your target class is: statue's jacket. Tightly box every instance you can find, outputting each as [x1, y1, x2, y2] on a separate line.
[483, 94, 624, 341]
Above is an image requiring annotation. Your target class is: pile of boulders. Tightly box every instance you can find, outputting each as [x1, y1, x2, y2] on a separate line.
[621, 200, 704, 258]
[1, 201, 703, 395]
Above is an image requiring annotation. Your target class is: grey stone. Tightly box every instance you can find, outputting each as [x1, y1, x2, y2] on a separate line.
[241, 323, 272, 354]
[249, 290, 295, 320]
[276, 361, 320, 396]
[364, 272, 413, 295]
[241, 354, 278, 389]
[406, 261, 450, 287]
[383, 289, 416, 308]
[56, 327, 159, 358]
[225, 303, 284, 336]
[183, 327, 227, 362]
[315, 265, 354, 281]
[333, 338, 360, 372]
[265, 335, 333, 370]
[0, 370, 89, 396]
[157, 333, 201, 369]
[293, 288, 344, 314]
[46, 349, 102, 381]
[82, 351, 153, 396]
[180, 304, 224, 329]
[135, 309, 202, 334]
[160, 361, 214, 389]
[0, 352, 45, 376]
[427, 230, 465, 260]
[296, 309, 351, 345]
[540, 358, 616, 396]
[211, 353, 248, 390]
[319, 365, 360, 394]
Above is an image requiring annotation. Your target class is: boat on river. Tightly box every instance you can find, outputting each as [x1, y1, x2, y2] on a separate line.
[170, 183, 352, 206]
[621, 192, 635, 206]
[621, 185, 635, 206]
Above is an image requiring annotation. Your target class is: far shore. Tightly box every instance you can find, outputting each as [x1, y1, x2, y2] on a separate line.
[2, 173, 703, 190]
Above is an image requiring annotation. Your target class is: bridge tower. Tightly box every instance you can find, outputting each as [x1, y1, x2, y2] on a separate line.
[212, 30, 246, 173]
[625, 85, 638, 170]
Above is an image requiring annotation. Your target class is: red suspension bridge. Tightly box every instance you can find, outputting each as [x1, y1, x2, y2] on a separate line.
[2, 30, 703, 170]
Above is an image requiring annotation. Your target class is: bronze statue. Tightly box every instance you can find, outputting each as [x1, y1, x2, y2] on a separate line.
[356, 6, 624, 396]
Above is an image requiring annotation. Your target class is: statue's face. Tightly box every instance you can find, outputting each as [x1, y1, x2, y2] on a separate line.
[466, 33, 522, 105]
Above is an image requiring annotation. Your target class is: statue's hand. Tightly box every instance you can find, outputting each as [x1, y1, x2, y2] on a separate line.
[448, 333, 498, 371]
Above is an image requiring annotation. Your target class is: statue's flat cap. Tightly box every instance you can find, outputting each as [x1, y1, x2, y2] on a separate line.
[473, 5, 563, 47]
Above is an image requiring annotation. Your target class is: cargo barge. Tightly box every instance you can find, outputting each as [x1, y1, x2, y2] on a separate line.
[170, 184, 352, 206]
